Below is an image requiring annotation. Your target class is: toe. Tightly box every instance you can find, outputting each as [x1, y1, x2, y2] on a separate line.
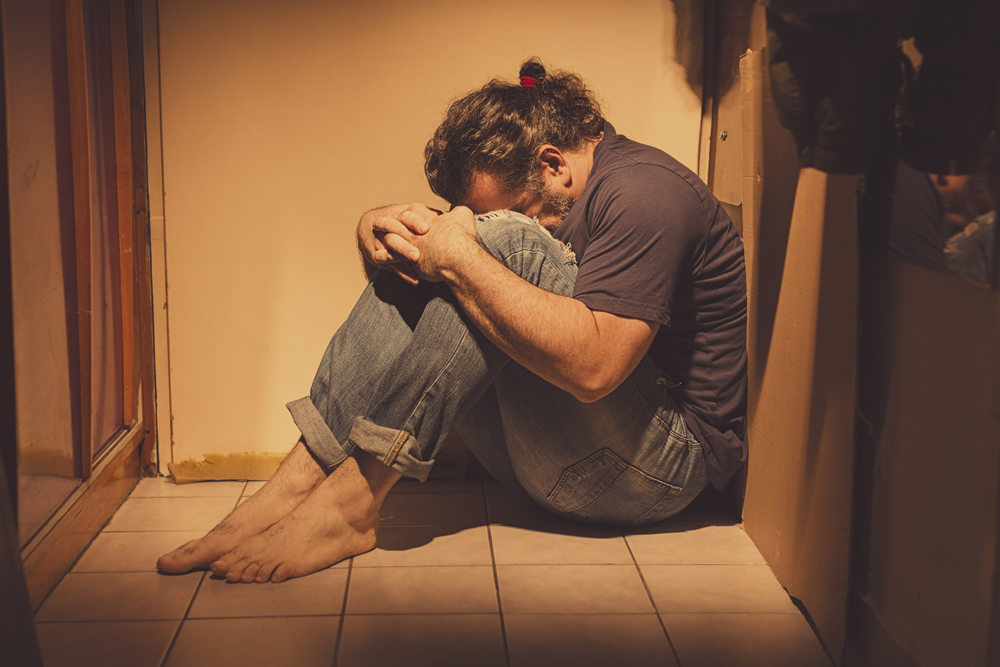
[209, 557, 229, 576]
[241, 562, 262, 584]
[271, 563, 293, 583]
[157, 540, 199, 573]
[255, 561, 278, 583]
[225, 557, 251, 583]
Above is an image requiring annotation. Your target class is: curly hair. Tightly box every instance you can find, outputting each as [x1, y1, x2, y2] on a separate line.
[424, 58, 605, 204]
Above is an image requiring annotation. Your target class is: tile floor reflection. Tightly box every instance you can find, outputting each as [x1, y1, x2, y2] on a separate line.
[34, 477, 833, 666]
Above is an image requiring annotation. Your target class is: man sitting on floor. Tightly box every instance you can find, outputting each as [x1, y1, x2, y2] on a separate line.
[157, 58, 748, 584]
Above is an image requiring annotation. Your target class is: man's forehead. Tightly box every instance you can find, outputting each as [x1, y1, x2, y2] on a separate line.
[460, 172, 527, 213]
[465, 172, 504, 199]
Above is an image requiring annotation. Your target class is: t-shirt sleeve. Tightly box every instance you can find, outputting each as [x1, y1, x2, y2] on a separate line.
[571, 165, 705, 326]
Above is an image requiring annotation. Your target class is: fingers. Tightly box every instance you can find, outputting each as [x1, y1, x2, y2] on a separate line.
[361, 202, 447, 282]
[380, 231, 420, 263]
[369, 232, 411, 265]
[373, 214, 421, 242]
[396, 209, 432, 234]
[392, 263, 421, 286]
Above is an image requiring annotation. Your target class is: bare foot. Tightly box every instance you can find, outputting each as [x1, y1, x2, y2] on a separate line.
[156, 440, 327, 574]
[210, 451, 400, 583]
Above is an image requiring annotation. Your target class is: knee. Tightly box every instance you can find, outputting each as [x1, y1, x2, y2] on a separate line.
[475, 210, 543, 255]
[474, 210, 574, 268]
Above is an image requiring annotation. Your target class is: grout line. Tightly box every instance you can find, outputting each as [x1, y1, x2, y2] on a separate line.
[335, 610, 655, 617]
[331, 559, 353, 667]
[182, 611, 519, 620]
[158, 570, 207, 667]
[32, 610, 670, 625]
[623, 532, 684, 667]
[67, 567, 351, 575]
[482, 490, 511, 667]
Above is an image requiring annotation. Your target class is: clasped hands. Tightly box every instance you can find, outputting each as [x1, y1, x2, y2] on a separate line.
[362, 203, 478, 285]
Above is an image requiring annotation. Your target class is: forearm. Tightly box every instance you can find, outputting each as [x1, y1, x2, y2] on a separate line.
[441, 243, 652, 402]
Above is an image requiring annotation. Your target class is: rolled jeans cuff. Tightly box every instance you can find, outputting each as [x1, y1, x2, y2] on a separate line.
[286, 397, 350, 472]
[347, 418, 435, 482]
[286, 396, 435, 481]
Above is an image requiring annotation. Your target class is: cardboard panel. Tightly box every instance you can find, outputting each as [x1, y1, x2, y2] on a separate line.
[744, 169, 858, 661]
[740, 42, 856, 663]
[861, 258, 999, 667]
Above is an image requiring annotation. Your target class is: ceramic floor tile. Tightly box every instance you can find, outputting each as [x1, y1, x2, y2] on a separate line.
[485, 491, 579, 527]
[189, 567, 348, 618]
[73, 531, 205, 572]
[104, 497, 237, 532]
[347, 565, 498, 614]
[35, 572, 203, 622]
[338, 614, 506, 667]
[165, 616, 340, 667]
[242, 481, 266, 496]
[490, 524, 632, 565]
[379, 492, 486, 527]
[642, 564, 798, 613]
[36, 620, 180, 667]
[130, 478, 246, 498]
[352, 525, 492, 567]
[662, 613, 832, 667]
[390, 478, 483, 494]
[497, 565, 654, 614]
[625, 525, 767, 564]
[505, 613, 679, 667]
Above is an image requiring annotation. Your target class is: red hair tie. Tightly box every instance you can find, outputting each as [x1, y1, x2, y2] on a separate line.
[520, 76, 540, 88]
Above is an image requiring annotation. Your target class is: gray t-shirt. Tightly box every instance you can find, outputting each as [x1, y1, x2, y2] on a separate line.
[554, 122, 748, 489]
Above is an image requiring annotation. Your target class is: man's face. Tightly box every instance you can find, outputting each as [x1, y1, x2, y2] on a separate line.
[460, 172, 574, 230]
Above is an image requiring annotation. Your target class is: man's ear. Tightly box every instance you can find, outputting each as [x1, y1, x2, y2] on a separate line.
[537, 145, 572, 186]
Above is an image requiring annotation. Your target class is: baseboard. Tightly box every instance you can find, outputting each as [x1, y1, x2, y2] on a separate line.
[167, 451, 287, 483]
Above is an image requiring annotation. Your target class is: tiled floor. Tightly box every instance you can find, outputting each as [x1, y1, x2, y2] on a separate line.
[34, 477, 833, 667]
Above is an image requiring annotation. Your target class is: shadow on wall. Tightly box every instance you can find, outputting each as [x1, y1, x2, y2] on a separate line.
[670, 0, 706, 99]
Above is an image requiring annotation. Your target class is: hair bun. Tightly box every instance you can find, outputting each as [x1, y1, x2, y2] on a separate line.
[519, 58, 547, 84]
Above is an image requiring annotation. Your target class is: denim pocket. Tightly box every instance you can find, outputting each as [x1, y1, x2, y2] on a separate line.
[546, 448, 682, 526]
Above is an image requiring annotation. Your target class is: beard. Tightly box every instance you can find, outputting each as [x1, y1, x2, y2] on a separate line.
[528, 172, 577, 229]
[541, 188, 576, 227]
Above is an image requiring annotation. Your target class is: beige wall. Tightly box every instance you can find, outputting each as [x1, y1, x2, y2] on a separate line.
[150, 0, 705, 465]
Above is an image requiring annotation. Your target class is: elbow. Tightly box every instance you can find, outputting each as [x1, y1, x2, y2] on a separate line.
[573, 389, 607, 404]
[569, 374, 619, 404]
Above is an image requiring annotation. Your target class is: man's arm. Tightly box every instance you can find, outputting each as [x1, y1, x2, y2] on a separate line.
[396, 206, 659, 402]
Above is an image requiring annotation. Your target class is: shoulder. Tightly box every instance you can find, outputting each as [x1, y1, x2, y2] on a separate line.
[590, 138, 709, 215]
[587, 160, 709, 236]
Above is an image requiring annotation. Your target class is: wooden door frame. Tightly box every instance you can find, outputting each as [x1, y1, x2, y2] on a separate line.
[18, 0, 156, 609]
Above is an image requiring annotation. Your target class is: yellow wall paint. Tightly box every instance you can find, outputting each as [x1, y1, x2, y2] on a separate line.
[152, 0, 704, 461]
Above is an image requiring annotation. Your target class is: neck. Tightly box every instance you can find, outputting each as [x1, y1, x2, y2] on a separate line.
[564, 133, 603, 198]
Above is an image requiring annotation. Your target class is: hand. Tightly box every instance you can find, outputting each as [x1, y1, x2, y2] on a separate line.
[412, 206, 478, 282]
[358, 203, 440, 284]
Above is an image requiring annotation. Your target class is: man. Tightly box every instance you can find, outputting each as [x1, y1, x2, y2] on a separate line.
[158, 59, 747, 584]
